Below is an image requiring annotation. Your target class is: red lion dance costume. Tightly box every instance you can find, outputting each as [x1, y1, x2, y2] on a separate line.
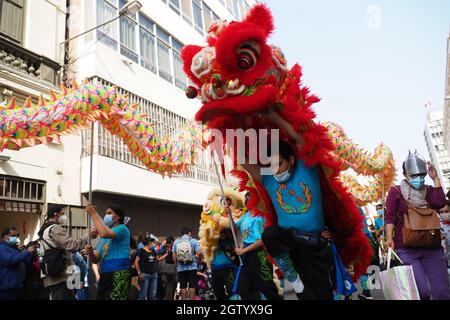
[181, 4, 372, 284]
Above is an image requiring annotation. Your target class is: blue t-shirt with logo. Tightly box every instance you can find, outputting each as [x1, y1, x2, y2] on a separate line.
[97, 224, 131, 273]
[236, 211, 265, 245]
[262, 160, 325, 233]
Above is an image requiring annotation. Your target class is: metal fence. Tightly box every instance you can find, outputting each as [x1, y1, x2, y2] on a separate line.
[81, 77, 218, 184]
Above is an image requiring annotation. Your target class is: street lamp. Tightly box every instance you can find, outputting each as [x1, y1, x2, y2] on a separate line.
[119, 0, 143, 16]
[60, 0, 142, 46]
[0, 155, 11, 162]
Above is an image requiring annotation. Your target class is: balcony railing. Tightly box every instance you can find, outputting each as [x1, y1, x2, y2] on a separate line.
[81, 77, 218, 185]
[0, 35, 61, 86]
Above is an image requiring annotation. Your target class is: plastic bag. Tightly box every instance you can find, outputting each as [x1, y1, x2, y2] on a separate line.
[380, 248, 420, 300]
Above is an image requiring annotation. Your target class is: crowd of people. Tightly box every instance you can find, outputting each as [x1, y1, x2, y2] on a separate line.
[1, 149, 450, 300]
[0, 204, 212, 300]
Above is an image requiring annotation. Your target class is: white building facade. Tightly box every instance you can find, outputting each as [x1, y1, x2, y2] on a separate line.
[424, 110, 450, 193]
[0, 0, 82, 242]
[443, 33, 450, 158]
[0, 0, 257, 241]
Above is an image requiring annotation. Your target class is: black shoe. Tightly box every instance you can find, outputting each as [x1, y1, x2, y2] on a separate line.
[295, 288, 314, 300]
[358, 290, 373, 300]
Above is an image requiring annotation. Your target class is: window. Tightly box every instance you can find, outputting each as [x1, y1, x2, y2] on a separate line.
[0, 0, 24, 43]
[172, 39, 186, 89]
[203, 3, 213, 31]
[181, 0, 193, 25]
[139, 14, 156, 73]
[156, 27, 173, 83]
[119, 0, 138, 62]
[85, 77, 219, 184]
[169, 0, 180, 15]
[232, 0, 240, 19]
[244, 0, 250, 13]
[96, 1, 190, 92]
[435, 145, 439, 152]
[239, 0, 245, 19]
[97, 0, 119, 50]
[226, 0, 233, 13]
[40, 64, 57, 84]
[192, 0, 203, 34]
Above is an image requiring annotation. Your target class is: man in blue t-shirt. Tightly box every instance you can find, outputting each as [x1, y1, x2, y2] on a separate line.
[172, 227, 201, 300]
[243, 133, 334, 300]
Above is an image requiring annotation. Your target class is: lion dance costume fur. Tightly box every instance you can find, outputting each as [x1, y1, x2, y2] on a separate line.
[181, 4, 392, 280]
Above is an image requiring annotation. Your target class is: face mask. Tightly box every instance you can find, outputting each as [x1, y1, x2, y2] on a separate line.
[274, 164, 292, 183]
[376, 210, 383, 216]
[58, 215, 69, 226]
[104, 214, 114, 227]
[7, 236, 18, 245]
[408, 176, 425, 190]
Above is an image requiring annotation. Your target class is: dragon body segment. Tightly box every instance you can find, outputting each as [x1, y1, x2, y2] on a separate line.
[0, 83, 203, 176]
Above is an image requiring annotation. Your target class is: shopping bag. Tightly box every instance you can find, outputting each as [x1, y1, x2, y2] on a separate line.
[380, 248, 420, 300]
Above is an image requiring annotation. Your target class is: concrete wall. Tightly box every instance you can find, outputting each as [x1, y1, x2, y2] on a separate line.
[24, 0, 66, 62]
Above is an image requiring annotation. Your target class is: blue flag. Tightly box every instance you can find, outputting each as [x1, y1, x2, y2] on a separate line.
[329, 241, 358, 296]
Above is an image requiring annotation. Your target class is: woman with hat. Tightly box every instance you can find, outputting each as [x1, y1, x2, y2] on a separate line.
[384, 152, 450, 300]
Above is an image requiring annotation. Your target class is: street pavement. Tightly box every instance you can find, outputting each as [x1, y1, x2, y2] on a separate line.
[283, 280, 385, 300]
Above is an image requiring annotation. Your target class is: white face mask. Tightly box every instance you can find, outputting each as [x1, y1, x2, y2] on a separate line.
[58, 215, 69, 226]
[274, 163, 292, 183]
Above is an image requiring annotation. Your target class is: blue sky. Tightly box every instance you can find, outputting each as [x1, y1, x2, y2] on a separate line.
[264, 0, 450, 181]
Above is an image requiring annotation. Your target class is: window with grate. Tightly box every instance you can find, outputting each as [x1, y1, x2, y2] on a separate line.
[172, 39, 186, 90]
[232, 0, 240, 19]
[0, 0, 24, 43]
[96, 0, 119, 50]
[84, 77, 218, 184]
[0, 177, 45, 202]
[202, 3, 213, 31]
[119, 0, 138, 62]
[181, 0, 192, 25]
[139, 14, 156, 73]
[192, 0, 203, 35]
[156, 27, 173, 83]
[169, 0, 180, 15]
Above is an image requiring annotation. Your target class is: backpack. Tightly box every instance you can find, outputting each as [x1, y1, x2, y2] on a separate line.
[395, 186, 442, 248]
[39, 225, 67, 277]
[176, 237, 195, 264]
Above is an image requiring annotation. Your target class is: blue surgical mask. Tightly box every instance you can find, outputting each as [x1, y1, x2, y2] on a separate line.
[7, 236, 18, 245]
[104, 214, 114, 227]
[376, 210, 383, 216]
[408, 176, 425, 190]
[274, 164, 292, 183]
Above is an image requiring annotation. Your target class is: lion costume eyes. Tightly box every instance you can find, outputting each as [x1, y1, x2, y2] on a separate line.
[237, 42, 260, 71]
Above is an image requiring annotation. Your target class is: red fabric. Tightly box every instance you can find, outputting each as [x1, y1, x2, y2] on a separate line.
[215, 25, 273, 86]
[183, 3, 372, 281]
[180, 45, 203, 87]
